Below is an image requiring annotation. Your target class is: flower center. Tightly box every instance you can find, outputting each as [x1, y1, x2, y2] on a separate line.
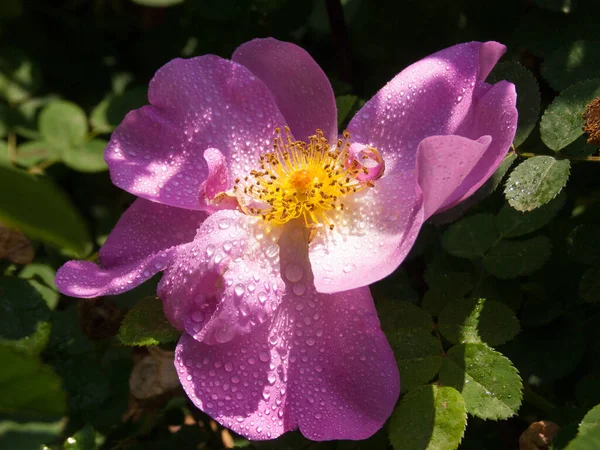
[234, 127, 382, 230]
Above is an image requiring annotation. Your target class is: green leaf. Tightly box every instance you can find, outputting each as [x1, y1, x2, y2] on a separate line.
[0, 164, 91, 256]
[580, 404, 600, 434]
[0, 49, 41, 104]
[90, 86, 147, 134]
[441, 214, 499, 259]
[389, 385, 467, 450]
[504, 156, 570, 211]
[0, 321, 51, 357]
[19, 261, 60, 310]
[388, 331, 442, 393]
[566, 426, 600, 450]
[118, 296, 181, 346]
[39, 100, 87, 149]
[439, 343, 523, 420]
[16, 140, 61, 167]
[540, 79, 600, 151]
[377, 300, 433, 335]
[130, 0, 184, 6]
[567, 225, 600, 264]
[438, 298, 520, 346]
[483, 236, 552, 279]
[496, 191, 565, 238]
[489, 62, 540, 146]
[422, 254, 474, 315]
[336, 95, 358, 127]
[0, 419, 64, 450]
[0, 346, 67, 416]
[63, 425, 97, 450]
[580, 265, 600, 303]
[542, 41, 600, 91]
[62, 139, 108, 173]
[0, 277, 50, 340]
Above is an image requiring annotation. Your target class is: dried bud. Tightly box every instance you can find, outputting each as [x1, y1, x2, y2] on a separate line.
[519, 420, 560, 450]
[129, 347, 179, 400]
[79, 298, 123, 340]
[583, 96, 600, 147]
[0, 223, 34, 265]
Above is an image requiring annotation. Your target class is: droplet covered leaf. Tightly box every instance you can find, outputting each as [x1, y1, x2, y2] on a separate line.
[438, 343, 523, 420]
[540, 79, 600, 151]
[496, 192, 565, 238]
[389, 385, 467, 450]
[504, 156, 570, 212]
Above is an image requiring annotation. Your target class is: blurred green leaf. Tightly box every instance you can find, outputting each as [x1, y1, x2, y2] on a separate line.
[118, 296, 180, 346]
[16, 140, 61, 167]
[441, 214, 499, 259]
[0, 419, 64, 450]
[542, 41, 600, 91]
[438, 298, 520, 346]
[19, 262, 59, 310]
[565, 425, 600, 450]
[0, 321, 51, 357]
[388, 330, 442, 393]
[90, 87, 147, 134]
[64, 425, 97, 450]
[540, 79, 600, 151]
[0, 50, 41, 104]
[567, 225, 600, 264]
[0, 346, 67, 416]
[423, 254, 474, 315]
[580, 265, 600, 303]
[0, 277, 50, 340]
[483, 236, 552, 279]
[489, 62, 540, 147]
[439, 343, 523, 420]
[580, 403, 600, 434]
[39, 100, 87, 149]
[63, 139, 108, 173]
[504, 156, 570, 211]
[389, 385, 467, 450]
[0, 164, 91, 256]
[496, 191, 565, 238]
[533, 0, 576, 13]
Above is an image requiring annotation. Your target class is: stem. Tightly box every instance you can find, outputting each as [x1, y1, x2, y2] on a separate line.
[523, 385, 557, 414]
[7, 133, 17, 163]
[434, 323, 446, 357]
[515, 147, 600, 162]
[28, 159, 59, 175]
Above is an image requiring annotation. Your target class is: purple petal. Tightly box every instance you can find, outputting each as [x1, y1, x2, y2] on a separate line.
[56, 199, 206, 298]
[158, 210, 285, 344]
[347, 41, 512, 177]
[106, 55, 288, 209]
[417, 135, 492, 219]
[199, 148, 238, 213]
[175, 224, 398, 440]
[309, 171, 424, 293]
[233, 38, 337, 143]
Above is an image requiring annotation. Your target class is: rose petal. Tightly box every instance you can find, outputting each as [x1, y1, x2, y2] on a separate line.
[175, 223, 398, 441]
[233, 38, 337, 143]
[309, 170, 424, 293]
[416, 134, 492, 219]
[56, 199, 206, 297]
[347, 41, 509, 176]
[158, 210, 285, 344]
[106, 55, 288, 209]
[199, 148, 238, 213]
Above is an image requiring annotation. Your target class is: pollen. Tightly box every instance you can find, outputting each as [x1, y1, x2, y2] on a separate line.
[234, 127, 382, 230]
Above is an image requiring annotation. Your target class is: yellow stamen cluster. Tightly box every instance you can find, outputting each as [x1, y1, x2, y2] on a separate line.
[234, 127, 376, 230]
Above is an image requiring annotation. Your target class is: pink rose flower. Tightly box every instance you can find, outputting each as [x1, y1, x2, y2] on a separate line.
[56, 38, 516, 441]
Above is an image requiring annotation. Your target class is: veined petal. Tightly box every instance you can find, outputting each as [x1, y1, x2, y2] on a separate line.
[158, 210, 285, 344]
[233, 38, 338, 144]
[347, 41, 512, 176]
[106, 55, 288, 209]
[309, 171, 424, 293]
[175, 223, 398, 440]
[56, 199, 206, 297]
